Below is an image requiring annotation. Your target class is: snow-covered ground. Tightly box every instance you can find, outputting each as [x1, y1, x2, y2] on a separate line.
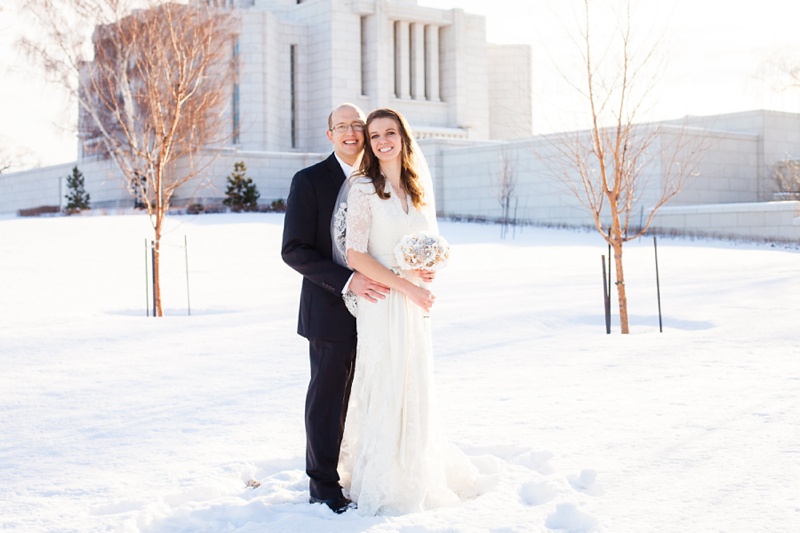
[1, 213, 798, 533]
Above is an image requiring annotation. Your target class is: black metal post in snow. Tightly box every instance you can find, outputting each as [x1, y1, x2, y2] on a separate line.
[654, 236, 663, 333]
[151, 240, 157, 317]
[144, 238, 150, 317]
[602, 255, 611, 334]
[184, 235, 191, 316]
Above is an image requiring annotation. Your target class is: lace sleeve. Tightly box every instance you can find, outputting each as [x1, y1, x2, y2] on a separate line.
[346, 183, 372, 255]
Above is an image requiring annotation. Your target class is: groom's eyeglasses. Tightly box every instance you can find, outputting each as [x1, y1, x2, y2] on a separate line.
[330, 123, 365, 133]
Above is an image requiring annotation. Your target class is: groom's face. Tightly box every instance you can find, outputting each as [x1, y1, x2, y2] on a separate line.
[327, 105, 366, 166]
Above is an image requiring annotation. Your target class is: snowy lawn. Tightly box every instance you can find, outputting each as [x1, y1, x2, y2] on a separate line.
[1, 213, 798, 532]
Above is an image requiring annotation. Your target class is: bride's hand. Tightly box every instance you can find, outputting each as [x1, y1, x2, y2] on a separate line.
[415, 269, 436, 283]
[407, 284, 436, 313]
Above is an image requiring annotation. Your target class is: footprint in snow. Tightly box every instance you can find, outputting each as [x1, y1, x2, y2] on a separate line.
[512, 450, 554, 475]
[519, 480, 555, 506]
[545, 502, 597, 532]
[567, 469, 604, 496]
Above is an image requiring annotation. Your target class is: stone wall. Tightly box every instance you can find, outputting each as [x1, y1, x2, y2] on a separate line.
[650, 201, 800, 242]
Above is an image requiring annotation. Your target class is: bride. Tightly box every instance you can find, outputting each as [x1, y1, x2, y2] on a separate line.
[331, 108, 477, 516]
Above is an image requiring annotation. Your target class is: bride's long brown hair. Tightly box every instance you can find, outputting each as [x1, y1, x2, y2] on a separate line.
[357, 108, 426, 209]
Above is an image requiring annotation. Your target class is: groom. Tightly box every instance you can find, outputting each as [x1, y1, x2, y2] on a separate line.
[281, 103, 389, 513]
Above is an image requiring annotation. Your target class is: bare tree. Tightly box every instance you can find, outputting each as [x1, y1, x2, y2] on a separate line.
[496, 148, 517, 239]
[759, 55, 800, 201]
[543, 0, 704, 334]
[20, 0, 238, 316]
[758, 49, 800, 96]
[773, 159, 800, 199]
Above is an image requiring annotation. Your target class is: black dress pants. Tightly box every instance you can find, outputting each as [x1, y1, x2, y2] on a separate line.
[306, 336, 357, 500]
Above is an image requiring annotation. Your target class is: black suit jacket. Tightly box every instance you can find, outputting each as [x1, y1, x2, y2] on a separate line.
[282, 153, 356, 341]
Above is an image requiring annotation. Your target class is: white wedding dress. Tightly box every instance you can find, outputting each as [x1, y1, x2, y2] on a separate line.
[337, 178, 478, 516]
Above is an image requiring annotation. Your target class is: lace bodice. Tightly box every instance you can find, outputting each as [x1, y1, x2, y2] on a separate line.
[345, 179, 436, 268]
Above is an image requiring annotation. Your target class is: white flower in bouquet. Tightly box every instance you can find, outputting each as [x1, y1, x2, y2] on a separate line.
[394, 232, 450, 271]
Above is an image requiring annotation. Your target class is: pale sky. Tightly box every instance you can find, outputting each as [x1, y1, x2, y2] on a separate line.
[3, 0, 800, 170]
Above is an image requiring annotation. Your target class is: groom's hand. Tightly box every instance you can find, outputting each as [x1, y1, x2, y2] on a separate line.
[349, 272, 390, 303]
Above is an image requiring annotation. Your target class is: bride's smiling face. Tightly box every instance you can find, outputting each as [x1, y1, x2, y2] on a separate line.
[368, 117, 403, 163]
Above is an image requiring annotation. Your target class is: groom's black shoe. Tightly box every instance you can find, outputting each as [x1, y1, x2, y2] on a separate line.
[309, 495, 355, 514]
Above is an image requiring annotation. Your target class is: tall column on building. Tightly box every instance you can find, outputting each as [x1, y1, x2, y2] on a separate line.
[448, 9, 468, 135]
[425, 24, 440, 101]
[410, 22, 425, 100]
[372, 2, 390, 109]
[395, 21, 411, 99]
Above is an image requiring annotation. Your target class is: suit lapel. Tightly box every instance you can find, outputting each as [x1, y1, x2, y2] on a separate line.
[325, 153, 346, 194]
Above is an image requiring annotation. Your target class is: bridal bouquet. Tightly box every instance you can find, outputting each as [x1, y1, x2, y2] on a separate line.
[394, 232, 450, 271]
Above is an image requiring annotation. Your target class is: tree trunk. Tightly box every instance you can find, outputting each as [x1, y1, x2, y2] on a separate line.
[612, 239, 629, 334]
[153, 208, 164, 317]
